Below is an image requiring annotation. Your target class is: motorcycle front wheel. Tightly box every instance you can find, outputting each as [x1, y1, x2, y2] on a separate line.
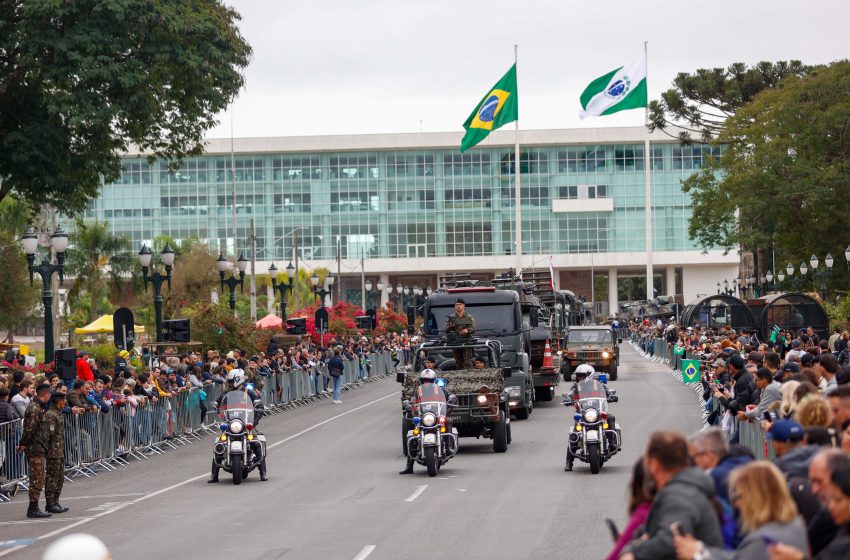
[425, 447, 438, 477]
[588, 444, 601, 474]
[231, 455, 243, 485]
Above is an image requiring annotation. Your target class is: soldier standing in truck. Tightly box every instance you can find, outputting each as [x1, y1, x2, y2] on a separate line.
[446, 298, 476, 368]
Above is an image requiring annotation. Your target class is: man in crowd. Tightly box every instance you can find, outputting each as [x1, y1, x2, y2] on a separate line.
[737, 367, 781, 422]
[813, 352, 839, 393]
[11, 379, 33, 419]
[687, 428, 751, 503]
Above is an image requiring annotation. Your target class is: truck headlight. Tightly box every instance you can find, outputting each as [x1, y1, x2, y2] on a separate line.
[602, 351, 611, 359]
[477, 394, 488, 404]
[506, 386, 522, 398]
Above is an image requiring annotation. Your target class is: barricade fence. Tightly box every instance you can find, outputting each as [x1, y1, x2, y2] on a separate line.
[0, 350, 399, 500]
[628, 333, 775, 462]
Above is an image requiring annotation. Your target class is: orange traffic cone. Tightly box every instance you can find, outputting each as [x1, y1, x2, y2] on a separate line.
[542, 339, 554, 369]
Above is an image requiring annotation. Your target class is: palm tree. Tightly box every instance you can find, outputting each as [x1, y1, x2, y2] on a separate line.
[65, 218, 131, 323]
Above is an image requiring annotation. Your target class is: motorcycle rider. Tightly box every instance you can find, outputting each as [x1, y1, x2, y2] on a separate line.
[399, 368, 453, 475]
[563, 363, 619, 471]
[208, 369, 268, 483]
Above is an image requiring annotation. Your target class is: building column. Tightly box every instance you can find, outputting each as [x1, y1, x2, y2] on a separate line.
[379, 273, 390, 308]
[608, 268, 618, 318]
[666, 267, 676, 296]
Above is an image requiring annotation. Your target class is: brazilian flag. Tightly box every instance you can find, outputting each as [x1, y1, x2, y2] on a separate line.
[460, 64, 518, 152]
[682, 359, 700, 384]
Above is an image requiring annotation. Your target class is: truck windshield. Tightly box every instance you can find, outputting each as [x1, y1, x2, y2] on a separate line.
[425, 303, 517, 335]
[567, 330, 613, 344]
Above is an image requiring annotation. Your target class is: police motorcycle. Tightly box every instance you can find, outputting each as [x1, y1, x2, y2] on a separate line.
[562, 365, 620, 475]
[210, 370, 267, 485]
[402, 371, 459, 477]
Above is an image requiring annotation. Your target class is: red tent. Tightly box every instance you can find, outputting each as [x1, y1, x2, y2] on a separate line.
[255, 314, 283, 330]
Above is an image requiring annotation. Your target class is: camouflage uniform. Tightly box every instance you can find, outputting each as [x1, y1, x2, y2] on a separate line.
[43, 407, 65, 508]
[19, 401, 48, 503]
[447, 312, 476, 368]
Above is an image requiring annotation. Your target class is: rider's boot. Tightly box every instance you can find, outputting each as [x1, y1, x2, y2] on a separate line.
[207, 460, 220, 483]
[259, 460, 268, 481]
[399, 458, 415, 475]
[564, 450, 574, 472]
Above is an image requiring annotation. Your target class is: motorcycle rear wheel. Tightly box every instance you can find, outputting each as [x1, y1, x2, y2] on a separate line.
[231, 455, 243, 485]
[425, 447, 438, 477]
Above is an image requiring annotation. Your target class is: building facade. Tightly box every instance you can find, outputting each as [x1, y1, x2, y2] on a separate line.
[85, 126, 738, 314]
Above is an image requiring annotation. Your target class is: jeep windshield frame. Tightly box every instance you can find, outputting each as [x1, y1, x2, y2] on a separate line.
[567, 330, 615, 344]
[425, 302, 518, 336]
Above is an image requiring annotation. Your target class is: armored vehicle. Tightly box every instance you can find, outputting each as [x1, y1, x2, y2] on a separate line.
[561, 325, 621, 381]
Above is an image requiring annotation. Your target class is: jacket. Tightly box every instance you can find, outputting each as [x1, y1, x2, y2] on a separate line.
[710, 453, 752, 503]
[65, 390, 89, 410]
[745, 381, 781, 420]
[19, 400, 49, 456]
[815, 523, 850, 560]
[706, 517, 808, 560]
[774, 445, 820, 479]
[0, 400, 20, 422]
[729, 370, 757, 413]
[625, 467, 724, 560]
[76, 358, 95, 382]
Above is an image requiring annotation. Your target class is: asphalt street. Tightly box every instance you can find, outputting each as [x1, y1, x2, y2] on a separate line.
[0, 344, 704, 560]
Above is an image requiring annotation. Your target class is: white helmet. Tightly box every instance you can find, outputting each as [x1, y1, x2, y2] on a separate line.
[419, 368, 436, 383]
[226, 369, 246, 389]
[574, 364, 595, 379]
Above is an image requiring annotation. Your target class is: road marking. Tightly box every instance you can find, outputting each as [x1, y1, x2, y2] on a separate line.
[0, 391, 399, 558]
[405, 484, 428, 502]
[47, 493, 145, 501]
[87, 502, 126, 512]
[0, 517, 91, 527]
[352, 545, 376, 560]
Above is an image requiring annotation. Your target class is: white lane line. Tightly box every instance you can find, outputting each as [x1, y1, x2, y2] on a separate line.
[352, 545, 376, 560]
[45, 493, 146, 501]
[0, 392, 399, 558]
[404, 484, 428, 502]
[0, 517, 92, 527]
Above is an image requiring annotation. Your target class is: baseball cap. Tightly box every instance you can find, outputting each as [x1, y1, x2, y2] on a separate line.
[767, 419, 804, 443]
[780, 362, 801, 374]
[712, 358, 726, 368]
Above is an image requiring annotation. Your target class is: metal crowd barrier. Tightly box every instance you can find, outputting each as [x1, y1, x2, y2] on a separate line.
[0, 350, 400, 498]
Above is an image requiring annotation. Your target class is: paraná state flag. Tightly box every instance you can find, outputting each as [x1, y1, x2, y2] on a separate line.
[579, 58, 647, 119]
[682, 359, 700, 384]
[460, 64, 518, 152]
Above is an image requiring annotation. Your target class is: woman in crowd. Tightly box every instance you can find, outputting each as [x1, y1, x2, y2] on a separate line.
[674, 461, 808, 559]
[606, 459, 654, 560]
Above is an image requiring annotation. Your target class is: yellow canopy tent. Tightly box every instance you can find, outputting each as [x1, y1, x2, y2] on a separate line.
[74, 315, 145, 334]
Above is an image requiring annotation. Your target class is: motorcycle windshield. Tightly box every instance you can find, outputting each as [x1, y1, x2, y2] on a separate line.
[576, 380, 608, 413]
[413, 384, 447, 416]
[219, 390, 255, 424]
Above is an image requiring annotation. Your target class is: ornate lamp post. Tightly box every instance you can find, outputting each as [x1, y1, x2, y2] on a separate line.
[22, 226, 68, 364]
[809, 253, 833, 300]
[217, 252, 248, 314]
[310, 271, 335, 307]
[139, 244, 175, 343]
[364, 279, 385, 310]
[269, 261, 296, 322]
[717, 278, 735, 296]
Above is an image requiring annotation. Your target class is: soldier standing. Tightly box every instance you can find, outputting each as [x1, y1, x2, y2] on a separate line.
[44, 392, 69, 514]
[17, 383, 52, 518]
[446, 298, 476, 368]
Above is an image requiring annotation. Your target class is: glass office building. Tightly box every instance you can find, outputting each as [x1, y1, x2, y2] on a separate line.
[85, 127, 738, 308]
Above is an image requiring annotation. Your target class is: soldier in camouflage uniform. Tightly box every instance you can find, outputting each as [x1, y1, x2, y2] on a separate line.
[17, 383, 52, 519]
[446, 298, 476, 368]
[44, 392, 69, 513]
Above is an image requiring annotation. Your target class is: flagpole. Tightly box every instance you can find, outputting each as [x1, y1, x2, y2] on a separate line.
[643, 40, 654, 300]
[514, 44, 522, 276]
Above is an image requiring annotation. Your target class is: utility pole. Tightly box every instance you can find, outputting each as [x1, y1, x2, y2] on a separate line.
[336, 237, 342, 304]
[293, 230, 299, 310]
[360, 248, 366, 311]
[249, 219, 256, 322]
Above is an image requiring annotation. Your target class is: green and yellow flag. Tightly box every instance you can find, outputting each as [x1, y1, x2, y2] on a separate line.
[460, 64, 518, 152]
[682, 359, 700, 384]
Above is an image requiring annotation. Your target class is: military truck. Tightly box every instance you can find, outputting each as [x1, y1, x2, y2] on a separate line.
[561, 325, 621, 381]
[424, 286, 535, 420]
[400, 338, 510, 453]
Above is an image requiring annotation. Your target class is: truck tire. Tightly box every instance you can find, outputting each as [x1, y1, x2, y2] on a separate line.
[515, 404, 529, 420]
[492, 412, 508, 453]
[537, 388, 554, 402]
[609, 362, 618, 381]
[562, 363, 572, 382]
[425, 447, 438, 477]
[506, 422, 512, 445]
[588, 444, 601, 474]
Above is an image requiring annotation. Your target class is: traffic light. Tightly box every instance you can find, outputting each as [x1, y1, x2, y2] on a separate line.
[286, 317, 307, 335]
[163, 319, 190, 342]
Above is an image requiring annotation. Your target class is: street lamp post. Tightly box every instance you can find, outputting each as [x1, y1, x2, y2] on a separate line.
[268, 261, 296, 322]
[22, 226, 68, 364]
[310, 271, 335, 307]
[217, 252, 248, 315]
[364, 279, 385, 310]
[777, 270, 786, 291]
[717, 278, 735, 296]
[139, 244, 175, 343]
[809, 253, 834, 300]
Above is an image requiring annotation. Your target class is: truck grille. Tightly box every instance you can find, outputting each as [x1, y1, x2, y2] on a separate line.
[576, 351, 602, 361]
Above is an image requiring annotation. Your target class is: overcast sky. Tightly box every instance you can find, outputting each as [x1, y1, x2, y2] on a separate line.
[209, 0, 849, 139]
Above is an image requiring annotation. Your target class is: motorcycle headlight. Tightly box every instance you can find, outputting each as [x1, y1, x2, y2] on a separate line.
[506, 386, 522, 398]
[422, 413, 437, 427]
[229, 419, 244, 433]
[583, 408, 599, 423]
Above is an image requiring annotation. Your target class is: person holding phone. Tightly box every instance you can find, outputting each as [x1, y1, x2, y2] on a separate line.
[672, 462, 807, 560]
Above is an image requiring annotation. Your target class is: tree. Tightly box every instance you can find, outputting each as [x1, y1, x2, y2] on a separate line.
[648, 61, 812, 143]
[0, 1, 251, 212]
[0, 231, 40, 341]
[682, 61, 850, 291]
[161, 238, 219, 318]
[65, 218, 131, 323]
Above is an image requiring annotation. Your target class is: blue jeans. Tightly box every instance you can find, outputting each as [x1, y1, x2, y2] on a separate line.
[332, 375, 343, 401]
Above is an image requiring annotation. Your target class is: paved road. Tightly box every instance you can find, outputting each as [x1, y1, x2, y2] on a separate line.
[0, 344, 704, 559]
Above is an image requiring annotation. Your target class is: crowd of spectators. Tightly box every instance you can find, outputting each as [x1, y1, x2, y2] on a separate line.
[612, 320, 850, 559]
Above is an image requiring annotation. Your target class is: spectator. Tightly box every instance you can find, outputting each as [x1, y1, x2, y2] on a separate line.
[11, 379, 34, 418]
[0, 387, 19, 421]
[688, 428, 752, 503]
[795, 396, 834, 430]
[768, 419, 818, 479]
[826, 385, 850, 431]
[739, 368, 782, 421]
[619, 432, 723, 560]
[813, 354, 839, 393]
[607, 459, 654, 560]
[675, 462, 808, 560]
[75, 351, 95, 383]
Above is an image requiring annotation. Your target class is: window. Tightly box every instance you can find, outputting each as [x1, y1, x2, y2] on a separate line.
[329, 155, 379, 180]
[273, 157, 321, 181]
[444, 187, 491, 208]
[444, 153, 491, 176]
[558, 185, 607, 199]
[330, 191, 379, 212]
[273, 193, 311, 213]
[499, 151, 549, 175]
[614, 146, 644, 171]
[558, 148, 607, 173]
[445, 222, 492, 256]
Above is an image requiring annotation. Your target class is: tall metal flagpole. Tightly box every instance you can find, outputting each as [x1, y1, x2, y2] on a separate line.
[514, 44, 522, 275]
[643, 40, 654, 300]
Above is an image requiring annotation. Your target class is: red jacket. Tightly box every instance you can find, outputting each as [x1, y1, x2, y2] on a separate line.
[76, 357, 95, 382]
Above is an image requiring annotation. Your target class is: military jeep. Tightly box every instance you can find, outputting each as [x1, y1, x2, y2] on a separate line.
[399, 338, 511, 453]
[561, 326, 621, 381]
